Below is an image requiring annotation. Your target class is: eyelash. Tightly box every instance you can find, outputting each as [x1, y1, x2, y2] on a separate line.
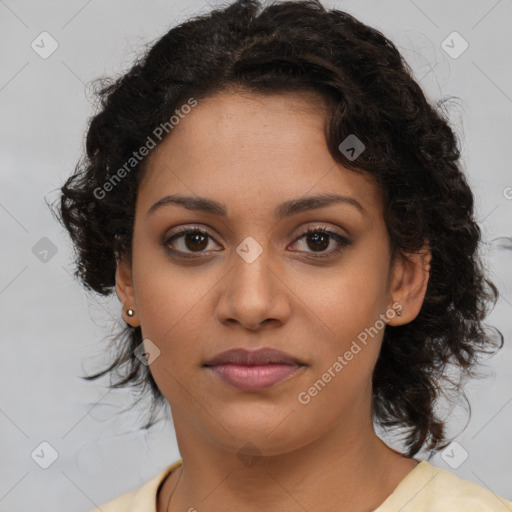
[163, 225, 352, 260]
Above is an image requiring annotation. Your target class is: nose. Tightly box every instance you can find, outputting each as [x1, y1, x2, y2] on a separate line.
[214, 243, 292, 332]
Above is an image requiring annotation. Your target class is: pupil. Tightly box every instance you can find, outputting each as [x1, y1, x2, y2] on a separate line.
[309, 233, 328, 251]
[186, 232, 207, 251]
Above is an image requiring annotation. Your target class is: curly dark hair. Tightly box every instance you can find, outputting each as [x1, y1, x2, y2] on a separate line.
[49, 0, 503, 458]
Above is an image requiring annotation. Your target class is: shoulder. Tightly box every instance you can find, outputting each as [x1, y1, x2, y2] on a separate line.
[376, 460, 512, 512]
[89, 460, 182, 512]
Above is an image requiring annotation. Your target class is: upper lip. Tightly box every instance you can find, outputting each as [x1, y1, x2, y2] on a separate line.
[203, 347, 304, 366]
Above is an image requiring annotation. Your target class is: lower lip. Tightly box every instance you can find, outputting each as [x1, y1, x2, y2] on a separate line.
[206, 364, 303, 391]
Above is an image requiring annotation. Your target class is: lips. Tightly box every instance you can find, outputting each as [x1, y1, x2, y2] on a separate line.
[204, 348, 305, 391]
[204, 347, 303, 367]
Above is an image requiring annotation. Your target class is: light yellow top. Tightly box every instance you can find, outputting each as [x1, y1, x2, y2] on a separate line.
[91, 459, 512, 511]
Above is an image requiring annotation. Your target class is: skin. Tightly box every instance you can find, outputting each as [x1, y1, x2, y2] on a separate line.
[115, 89, 431, 512]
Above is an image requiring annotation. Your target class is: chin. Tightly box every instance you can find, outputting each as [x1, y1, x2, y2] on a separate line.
[206, 410, 320, 458]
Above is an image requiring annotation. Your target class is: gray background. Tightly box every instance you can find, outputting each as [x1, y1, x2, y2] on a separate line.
[1, 0, 511, 510]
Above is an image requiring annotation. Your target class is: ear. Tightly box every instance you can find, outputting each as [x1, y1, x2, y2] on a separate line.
[386, 242, 431, 326]
[115, 254, 140, 327]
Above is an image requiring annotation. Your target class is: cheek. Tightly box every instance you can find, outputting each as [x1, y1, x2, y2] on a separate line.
[130, 236, 211, 365]
[289, 239, 391, 403]
[132, 263, 212, 405]
[134, 269, 208, 352]
[291, 240, 391, 342]
[291, 269, 387, 419]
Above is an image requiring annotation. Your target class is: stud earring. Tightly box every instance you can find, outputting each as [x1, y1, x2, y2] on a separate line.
[127, 309, 135, 317]
[395, 306, 403, 317]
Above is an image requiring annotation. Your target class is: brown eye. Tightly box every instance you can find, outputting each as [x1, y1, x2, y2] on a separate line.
[164, 228, 220, 258]
[305, 231, 330, 252]
[183, 230, 209, 251]
[291, 226, 352, 258]
[163, 225, 352, 261]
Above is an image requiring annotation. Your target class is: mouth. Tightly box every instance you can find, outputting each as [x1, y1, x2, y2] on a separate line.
[203, 347, 306, 391]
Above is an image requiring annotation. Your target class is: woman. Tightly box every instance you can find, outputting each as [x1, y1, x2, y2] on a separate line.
[53, 0, 511, 510]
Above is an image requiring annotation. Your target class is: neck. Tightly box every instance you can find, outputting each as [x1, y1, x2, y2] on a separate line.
[157, 418, 417, 512]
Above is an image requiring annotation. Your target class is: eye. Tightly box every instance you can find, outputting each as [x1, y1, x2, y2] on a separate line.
[164, 226, 221, 259]
[290, 225, 352, 259]
[163, 224, 352, 260]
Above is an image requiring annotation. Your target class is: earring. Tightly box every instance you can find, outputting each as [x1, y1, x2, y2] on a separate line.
[395, 306, 403, 317]
[127, 309, 135, 317]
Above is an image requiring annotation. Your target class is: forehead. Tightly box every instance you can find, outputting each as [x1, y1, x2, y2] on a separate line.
[138, 90, 383, 221]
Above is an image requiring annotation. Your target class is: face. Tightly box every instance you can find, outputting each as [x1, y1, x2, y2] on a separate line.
[116, 89, 430, 457]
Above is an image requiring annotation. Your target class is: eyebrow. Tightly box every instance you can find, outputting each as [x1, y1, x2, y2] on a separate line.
[146, 193, 367, 219]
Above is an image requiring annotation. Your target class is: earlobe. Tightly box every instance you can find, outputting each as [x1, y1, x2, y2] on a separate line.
[387, 242, 431, 326]
[115, 255, 139, 326]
